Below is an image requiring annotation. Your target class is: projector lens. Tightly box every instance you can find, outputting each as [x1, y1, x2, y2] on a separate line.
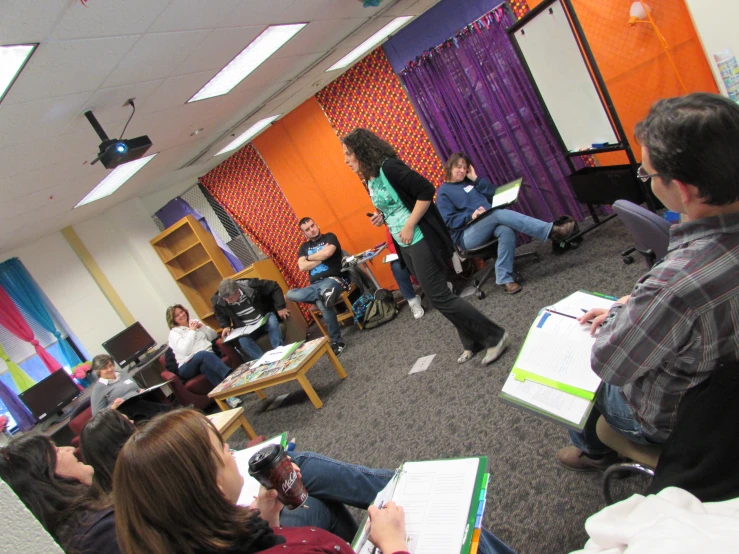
[115, 142, 128, 154]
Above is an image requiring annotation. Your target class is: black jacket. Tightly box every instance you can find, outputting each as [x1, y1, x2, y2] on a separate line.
[211, 279, 286, 329]
[380, 157, 456, 269]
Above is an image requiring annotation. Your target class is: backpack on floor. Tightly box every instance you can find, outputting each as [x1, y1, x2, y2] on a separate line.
[352, 293, 374, 325]
[361, 289, 398, 330]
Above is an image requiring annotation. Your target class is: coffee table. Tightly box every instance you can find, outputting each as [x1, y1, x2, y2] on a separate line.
[207, 407, 257, 440]
[208, 337, 347, 411]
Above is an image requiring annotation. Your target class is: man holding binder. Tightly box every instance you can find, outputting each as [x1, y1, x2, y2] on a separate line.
[558, 93, 739, 471]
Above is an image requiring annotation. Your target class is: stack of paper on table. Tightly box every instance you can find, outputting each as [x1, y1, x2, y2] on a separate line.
[499, 291, 617, 430]
[252, 341, 304, 368]
[352, 457, 489, 554]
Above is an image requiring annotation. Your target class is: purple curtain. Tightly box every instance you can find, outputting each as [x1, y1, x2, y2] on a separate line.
[400, 7, 589, 223]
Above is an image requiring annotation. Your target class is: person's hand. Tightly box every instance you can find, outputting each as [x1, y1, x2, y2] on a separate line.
[277, 308, 290, 320]
[466, 164, 478, 182]
[368, 501, 407, 554]
[616, 294, 631, 305]
[221, 327, 232, 339]
[189, 320, 201, 331]
[369, 212, 384, 227]
[471, 206, 487, 220]
[399, 223, 414, 244]
[249, 486, 283, 528]
[111, 398, 125, 409]
[577, 307, 609, 335]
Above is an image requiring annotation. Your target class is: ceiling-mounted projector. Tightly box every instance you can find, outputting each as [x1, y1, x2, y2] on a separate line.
[84, 100, 151, 170]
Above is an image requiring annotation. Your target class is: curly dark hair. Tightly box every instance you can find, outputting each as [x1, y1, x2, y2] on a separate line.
[342, 128, 397, 179]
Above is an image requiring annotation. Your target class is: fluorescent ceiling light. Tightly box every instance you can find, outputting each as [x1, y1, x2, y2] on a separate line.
[216, 115, 280, 156]
[189, 24, 306, 103]
[75, 154, 157, 208]
[327, 16, 413, 72]
[0, 44, 36, 103]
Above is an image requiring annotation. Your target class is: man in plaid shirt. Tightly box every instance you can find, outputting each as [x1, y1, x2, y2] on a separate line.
[558, 93, 739, 471]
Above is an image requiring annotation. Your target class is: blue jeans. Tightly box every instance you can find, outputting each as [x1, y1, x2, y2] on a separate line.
[390, 259, 416, 300]
[287, 279, 342, 343]
[461, 209, 552, 285]
[236, 312, 283, 360]
[569, 383, 658, 456]
[284, 452, 516, 554]
[177, 350, 230, 386]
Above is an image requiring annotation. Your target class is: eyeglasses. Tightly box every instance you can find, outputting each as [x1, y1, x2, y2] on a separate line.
[636, 165, 660, 183]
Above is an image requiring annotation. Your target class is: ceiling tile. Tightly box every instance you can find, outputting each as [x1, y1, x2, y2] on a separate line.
[0, 92, 92, 149]
[238, 52, 323, 91]
[289, 0, 394, 21]
[225, 0, 299, 27]
[2, 36, 140, 105]
[102, 30, 212, 88]
[0, 0, 69, 43]
[50, 0, 171, 40]
[0, 158, 91, 201]
[138, 71, 218, 114]
[272, 18, 367, 59]
[148, 0, 243, 32]
[171, 26, 264, 77]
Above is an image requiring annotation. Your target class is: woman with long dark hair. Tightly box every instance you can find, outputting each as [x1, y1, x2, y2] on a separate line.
[341, 129, 508, 365]
[0, 434, 119, 553]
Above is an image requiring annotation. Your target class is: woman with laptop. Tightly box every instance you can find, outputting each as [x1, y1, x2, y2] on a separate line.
[436, 152, 575, 296]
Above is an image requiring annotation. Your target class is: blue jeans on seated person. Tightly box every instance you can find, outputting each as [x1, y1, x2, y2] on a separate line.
[177, 350, 230, 386]
[286, 278, 342, 343]
[569, 383, 659, 457]
[461, 209, 552, 285]
[236, 312, 283, 361]
[390, 259, 416, 300]
[285, 452, 517, 554]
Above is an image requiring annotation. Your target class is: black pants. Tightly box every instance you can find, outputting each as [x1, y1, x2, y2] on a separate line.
[401, 239, 505, 351]
[118, 397, 169, 424]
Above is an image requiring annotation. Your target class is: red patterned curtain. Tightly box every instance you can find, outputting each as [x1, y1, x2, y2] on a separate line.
[199, 145, 311, 319]
[316, 49, 446, 187]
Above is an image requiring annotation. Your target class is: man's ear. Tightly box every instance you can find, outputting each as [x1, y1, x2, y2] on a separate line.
[674, 179, 697, 207]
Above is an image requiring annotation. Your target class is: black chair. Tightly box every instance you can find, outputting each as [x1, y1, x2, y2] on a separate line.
[613, 200, 671, 268]
[455, 238, 539, 299]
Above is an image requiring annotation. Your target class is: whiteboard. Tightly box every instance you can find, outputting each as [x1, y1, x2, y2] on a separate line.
[511, 1, 618, 152]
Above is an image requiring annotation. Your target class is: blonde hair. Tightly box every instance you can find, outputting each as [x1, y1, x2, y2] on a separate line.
[165, 304, 189, 329]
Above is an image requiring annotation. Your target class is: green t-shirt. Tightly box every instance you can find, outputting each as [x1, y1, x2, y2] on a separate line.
[368, 167, 423, 247]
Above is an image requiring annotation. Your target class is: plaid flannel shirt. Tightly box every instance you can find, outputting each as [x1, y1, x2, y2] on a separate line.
[592, 211, 739, 441]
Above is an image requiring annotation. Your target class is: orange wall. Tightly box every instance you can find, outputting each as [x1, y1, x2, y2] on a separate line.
[253, 97, 394, 289]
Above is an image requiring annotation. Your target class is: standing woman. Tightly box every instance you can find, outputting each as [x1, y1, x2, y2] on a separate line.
[341, 129, 508, 365]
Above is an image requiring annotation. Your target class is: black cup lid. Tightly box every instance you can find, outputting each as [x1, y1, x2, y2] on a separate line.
[248, 443, 282, 472]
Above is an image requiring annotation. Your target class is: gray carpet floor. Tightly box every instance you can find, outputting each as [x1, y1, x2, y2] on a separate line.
[225, 216, 649, 554]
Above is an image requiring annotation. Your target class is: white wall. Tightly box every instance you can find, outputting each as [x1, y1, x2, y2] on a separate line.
[1, 479, 64, 553]
[73, 197, 194, 347]
[685, 0, 739, 97]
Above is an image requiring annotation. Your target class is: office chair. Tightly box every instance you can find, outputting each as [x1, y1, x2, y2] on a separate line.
[613, 200, 671, 268]
[455, 238, 539, 299]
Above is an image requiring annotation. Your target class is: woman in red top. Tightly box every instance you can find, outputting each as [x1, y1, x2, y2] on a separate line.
[113, 409, 411, 554]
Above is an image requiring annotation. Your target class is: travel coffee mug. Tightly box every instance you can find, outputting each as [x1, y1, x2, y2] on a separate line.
[248, 444, 308, 509]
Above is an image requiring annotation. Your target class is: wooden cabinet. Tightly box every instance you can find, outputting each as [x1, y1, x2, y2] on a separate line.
[150, 215, 234, 330]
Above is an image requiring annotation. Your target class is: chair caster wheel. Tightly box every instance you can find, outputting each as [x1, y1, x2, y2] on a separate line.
[475, 290, 485, 300]
[622, 256, 634, 265]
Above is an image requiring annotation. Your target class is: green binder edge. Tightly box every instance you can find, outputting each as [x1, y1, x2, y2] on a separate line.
[350, 456, 488, 554]
[511, 367, 596, 400]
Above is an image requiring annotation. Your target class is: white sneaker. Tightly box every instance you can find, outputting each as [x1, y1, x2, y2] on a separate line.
[408, 297, 424, 319]
[481, 332, 509, 366]
[225, 396, 242, 409]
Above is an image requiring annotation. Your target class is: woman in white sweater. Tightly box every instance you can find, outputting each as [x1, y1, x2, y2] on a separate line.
[166, 304, 232, 387]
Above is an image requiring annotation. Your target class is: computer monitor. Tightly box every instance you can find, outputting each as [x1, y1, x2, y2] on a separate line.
[101, 321, 156, 367]
[19, 370, 81, 423]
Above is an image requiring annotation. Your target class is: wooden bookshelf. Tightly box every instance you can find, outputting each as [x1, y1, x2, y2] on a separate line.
[151, 215, 234, 330]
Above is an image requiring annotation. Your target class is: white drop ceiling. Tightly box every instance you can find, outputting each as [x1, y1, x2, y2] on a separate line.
[0, 0, 440, 252]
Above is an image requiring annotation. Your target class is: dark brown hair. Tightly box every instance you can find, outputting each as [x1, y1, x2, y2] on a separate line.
[79, 409, 135, 496]
[165, 304, 189, 329]
[443, 152, 473, 181]
[113, 409, 278, 554]
[341, 128, 397, 179]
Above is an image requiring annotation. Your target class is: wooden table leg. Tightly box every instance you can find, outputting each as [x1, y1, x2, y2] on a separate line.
[238, 414, 257, 440]
[215, 398, 229, 412]
[255, 389, 266, 400]
[296, 374, 323, 408]
[325, 344, 347, 379]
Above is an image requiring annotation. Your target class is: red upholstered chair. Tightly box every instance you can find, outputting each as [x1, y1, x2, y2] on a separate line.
[160, 339, 243, 410]
[68, 398, 93, 449]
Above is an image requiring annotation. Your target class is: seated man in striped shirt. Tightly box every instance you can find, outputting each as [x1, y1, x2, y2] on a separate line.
[212, 278, 290, 362]
[557, 93, 739, 471]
